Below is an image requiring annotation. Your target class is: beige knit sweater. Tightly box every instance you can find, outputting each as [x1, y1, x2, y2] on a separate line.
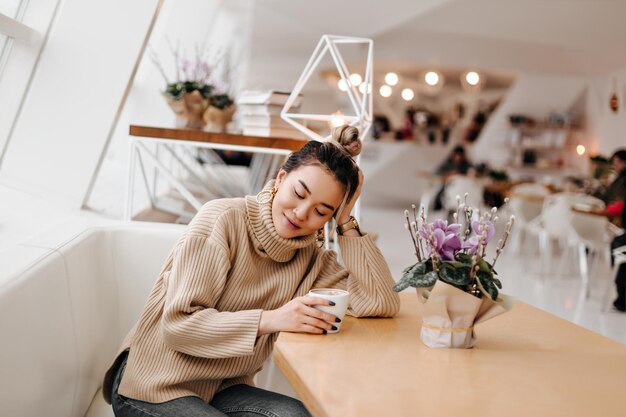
[103, 192, 400, 404]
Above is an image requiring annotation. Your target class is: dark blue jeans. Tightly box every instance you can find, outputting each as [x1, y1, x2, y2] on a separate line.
[111, 354, 311, 417]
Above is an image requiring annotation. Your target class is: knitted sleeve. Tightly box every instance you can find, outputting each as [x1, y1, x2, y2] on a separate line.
[312, 234, 400, 317]
[159, 211, 263, 359]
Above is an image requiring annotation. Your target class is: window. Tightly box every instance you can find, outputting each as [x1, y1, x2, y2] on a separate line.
[0, 33, 7, 58]
[0, 0, 23, 18]
[0, 0, 48, 167]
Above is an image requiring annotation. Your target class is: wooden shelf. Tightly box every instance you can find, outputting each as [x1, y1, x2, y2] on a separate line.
[129, 125, 308, 152]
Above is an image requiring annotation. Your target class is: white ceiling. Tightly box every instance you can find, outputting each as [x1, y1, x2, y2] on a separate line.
[247, 0, 626, 89]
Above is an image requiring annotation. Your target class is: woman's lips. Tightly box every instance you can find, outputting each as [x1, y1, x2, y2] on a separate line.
[283, 214, 301, 230]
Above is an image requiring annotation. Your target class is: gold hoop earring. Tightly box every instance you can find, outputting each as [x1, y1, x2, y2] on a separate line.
[256, 185, 278, 205]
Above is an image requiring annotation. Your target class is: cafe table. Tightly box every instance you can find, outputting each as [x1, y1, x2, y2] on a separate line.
[273, 292, 626, 417]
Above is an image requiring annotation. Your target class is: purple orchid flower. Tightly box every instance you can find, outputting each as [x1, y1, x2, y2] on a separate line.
[463, 220, 495, 254]
[419, 220, 463, 261]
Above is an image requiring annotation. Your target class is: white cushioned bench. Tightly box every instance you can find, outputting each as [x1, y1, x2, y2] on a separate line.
[0, 222, 186, 417]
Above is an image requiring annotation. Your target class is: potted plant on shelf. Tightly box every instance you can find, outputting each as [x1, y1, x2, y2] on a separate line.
[203, 81, 236, 133]
[149, 43, 235, 130]
[393, 195, 515, 348]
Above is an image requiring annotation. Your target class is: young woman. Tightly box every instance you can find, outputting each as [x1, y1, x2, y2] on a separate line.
[103, 125, 400, 416]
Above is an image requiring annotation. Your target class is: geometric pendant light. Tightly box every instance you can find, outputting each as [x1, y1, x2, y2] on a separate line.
[281, 34, 373, 141]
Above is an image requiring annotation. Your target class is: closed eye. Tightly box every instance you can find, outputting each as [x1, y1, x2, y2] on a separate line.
[315, 209, 328, 217]
[294, 189, 304, 199]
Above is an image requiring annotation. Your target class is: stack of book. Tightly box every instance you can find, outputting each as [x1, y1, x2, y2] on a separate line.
[237, 91, 306, 139]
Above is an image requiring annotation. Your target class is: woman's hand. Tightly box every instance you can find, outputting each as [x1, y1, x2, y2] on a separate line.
[258, 296, 340, 335]
[337, 169, 364, 225]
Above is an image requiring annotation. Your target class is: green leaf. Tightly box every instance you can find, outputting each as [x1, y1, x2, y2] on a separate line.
[477, 270, 499, 300]
[478, 258, 492, 272]
[439, 263, 471, 286]
[395, 261, 434, 290]
[405, 261, 427, 275]
[493, 277, 502, 289]
[456, 253, 473, 264]
[211, 93, 234, 109]
[415, 271, 438, 287]
[393, 279, 411, 292]
[442, 260, 467, 269]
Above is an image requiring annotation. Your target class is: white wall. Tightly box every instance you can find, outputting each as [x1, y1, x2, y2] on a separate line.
[0, 0, 159, 205]
[585, 70, 626, 157]
[472, 72, 587, 168]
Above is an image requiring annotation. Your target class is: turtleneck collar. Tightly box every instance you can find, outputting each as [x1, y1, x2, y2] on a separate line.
[245, 180, 316, 262]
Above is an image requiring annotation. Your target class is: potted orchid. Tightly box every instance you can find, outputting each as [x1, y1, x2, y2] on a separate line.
[148, 42, 235, 130]
[393, 195, 515, 348]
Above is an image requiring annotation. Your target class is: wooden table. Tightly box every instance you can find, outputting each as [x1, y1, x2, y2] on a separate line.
[274, 292, 626, 417]
[126, 125, 308, 220]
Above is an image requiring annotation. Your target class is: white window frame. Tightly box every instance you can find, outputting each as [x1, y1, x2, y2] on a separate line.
[0, 1, 37, 76]
[0, 12, 37, 41]
[0, 0, 57, 170]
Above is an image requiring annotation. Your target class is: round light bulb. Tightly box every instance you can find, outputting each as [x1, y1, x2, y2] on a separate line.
[338, 79, 348, 91]
[379, 85, 392, 97]
[359, 83, 372, 94]
[465, 71, 480, 86]
[385, 72, 399, 86]
[401, 88, 414, 101]
[424, 71, 440, 86]
[349, 73, 362, 87]
[576, 145, 586, 156]
[331, 116, 345, 127]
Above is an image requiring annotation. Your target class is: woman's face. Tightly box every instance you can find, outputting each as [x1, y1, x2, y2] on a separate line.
[272, 165, 345, 239]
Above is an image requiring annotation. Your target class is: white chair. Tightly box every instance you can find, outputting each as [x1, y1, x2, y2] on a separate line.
[508, 183, 550, 252]
[442, 175, 484, 213]
[569, 210, 615, 297]
[509, 182, 551, 197]
[528, 193, 607, 287]
[602, 245, 626, 312]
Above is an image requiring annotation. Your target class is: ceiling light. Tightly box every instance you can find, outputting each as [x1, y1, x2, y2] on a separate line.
[349, 73, 362, 87]
[460, 69, 485, 92]
[359, 83, 372, 94]
[331, 116, 345, 127]
[385, 72, 398, 86]
[465, 71, 480, 86]
[401, 88, 414, 101]
[379, 85, 392, 98]
[338, 79, 348, 91]
[576, 145, 586, 156]
[424, 71, 440, 86]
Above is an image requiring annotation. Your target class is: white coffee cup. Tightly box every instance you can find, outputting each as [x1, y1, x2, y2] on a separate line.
[308, 288, 350, 333]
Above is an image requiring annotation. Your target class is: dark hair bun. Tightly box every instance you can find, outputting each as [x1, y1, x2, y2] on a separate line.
[331, 125, 362, 157]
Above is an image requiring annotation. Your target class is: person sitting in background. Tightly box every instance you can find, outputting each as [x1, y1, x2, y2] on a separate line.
[604, 149, 626, 211]
[436, 145, 472, 178]
[434, 145, 473, 210]
[607, 149, 626, 312]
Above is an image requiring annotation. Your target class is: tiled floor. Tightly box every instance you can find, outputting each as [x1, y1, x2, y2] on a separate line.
[360, 204, 626, 346]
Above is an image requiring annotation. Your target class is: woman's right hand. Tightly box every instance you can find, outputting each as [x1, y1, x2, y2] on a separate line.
[258, 296, 340, 335]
